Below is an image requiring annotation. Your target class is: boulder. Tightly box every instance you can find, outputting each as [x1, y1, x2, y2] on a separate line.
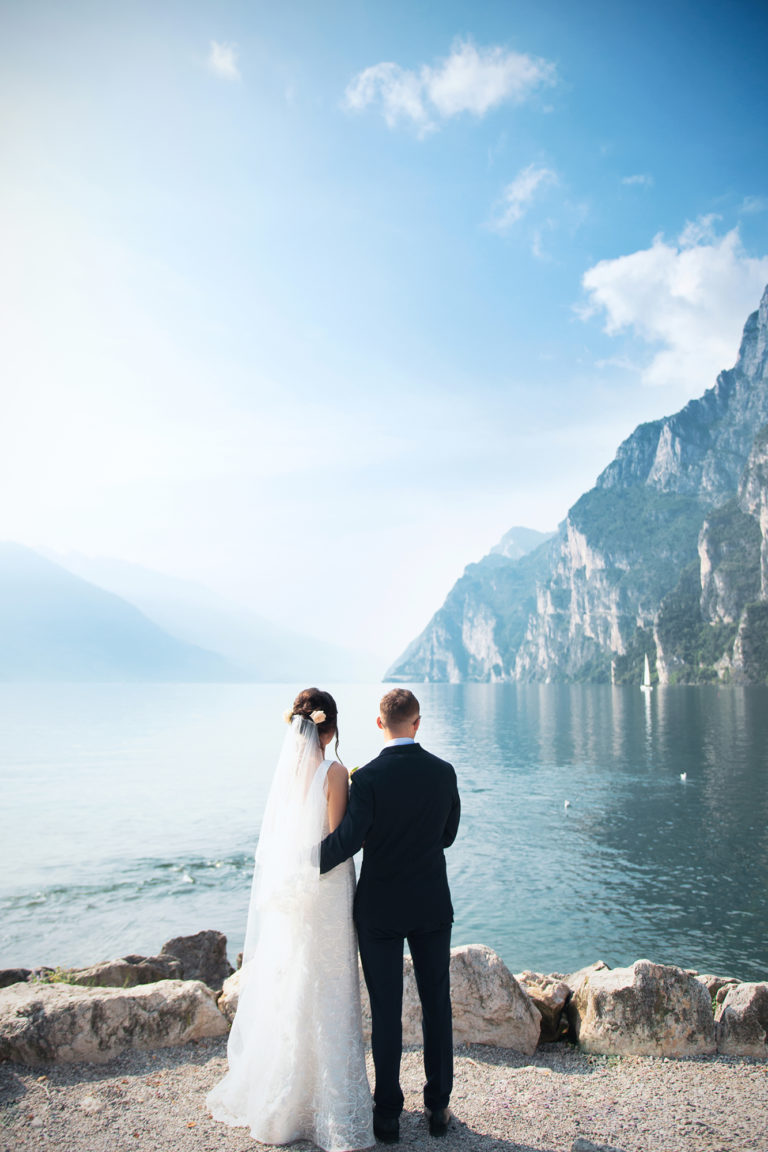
[0, 978, 228, 1066]
[715, 980, 742, 1006]
[65, 955, 183, 988]
[0, 970, 30, 990]
[561, 961, 610, 996]
[361, 945, 540, 1052]
[160, 930, 233, 990]
[569, 959, 716, 1057]
[450, 945, 540, 1053]
[559, 963, 610, 1038]
[693, 972, 740, 1002]
[515, 971, 570, 1043]
[716, 982, 768, 1058]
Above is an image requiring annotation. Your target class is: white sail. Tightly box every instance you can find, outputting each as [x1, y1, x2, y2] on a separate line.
[641, 653, 653, 692]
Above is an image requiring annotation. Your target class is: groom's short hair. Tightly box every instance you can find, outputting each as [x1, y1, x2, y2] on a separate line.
[379, 688, 420, 728]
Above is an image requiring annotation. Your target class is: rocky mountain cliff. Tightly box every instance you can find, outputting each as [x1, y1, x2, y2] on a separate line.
[387, 285, 768, 685]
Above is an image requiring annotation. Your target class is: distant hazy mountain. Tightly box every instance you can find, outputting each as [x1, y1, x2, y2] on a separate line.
[490, 526, 555, 560]
[388, 284, 768, 685]
[49, 552, 381, 683]
[0, 544, 244, 682]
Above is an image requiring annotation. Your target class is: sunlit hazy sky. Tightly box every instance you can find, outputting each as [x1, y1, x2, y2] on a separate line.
[2, 0, 768, 665]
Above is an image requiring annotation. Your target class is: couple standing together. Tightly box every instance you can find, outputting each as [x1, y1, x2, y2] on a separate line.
[207, 687, 461, 1150]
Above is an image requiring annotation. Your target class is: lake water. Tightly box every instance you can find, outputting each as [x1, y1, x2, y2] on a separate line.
[2, 682, 767, 980]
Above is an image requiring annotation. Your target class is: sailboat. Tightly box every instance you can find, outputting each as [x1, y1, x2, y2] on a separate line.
[640, 653, 653, 692]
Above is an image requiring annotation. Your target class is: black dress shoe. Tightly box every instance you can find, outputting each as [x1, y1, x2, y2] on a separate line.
[426, 1106, 451, 1137]
[372, 1113, 400, 1143]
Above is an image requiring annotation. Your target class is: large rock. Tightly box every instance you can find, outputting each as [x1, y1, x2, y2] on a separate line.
[363, 946, 541, 1052]
[449, 945, 540, 1052]
[159, 930, 233, 990]
[65, 955, 182, 988]
[515, 971, 571, 1043]
[218, 944, 541, 1054]
[0, 978, 228, 1066]
[0, 970, 30, 990]
[562, 961, 610, 996]
[716, 981, 768, 1058]
[693, 972, 740, 1003]
[569, 959, 716, 1057]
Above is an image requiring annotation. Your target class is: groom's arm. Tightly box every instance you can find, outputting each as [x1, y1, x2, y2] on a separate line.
[320, 770, 374, 874]
[442, 771, 461, 848]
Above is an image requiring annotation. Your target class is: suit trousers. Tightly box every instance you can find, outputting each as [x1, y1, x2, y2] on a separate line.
[356, 921, 453, 1119]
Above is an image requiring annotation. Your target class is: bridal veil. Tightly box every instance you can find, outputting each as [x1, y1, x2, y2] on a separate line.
[206, 714, 373, 1152]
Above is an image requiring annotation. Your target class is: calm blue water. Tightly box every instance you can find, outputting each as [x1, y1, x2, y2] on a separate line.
[2, 683, 767, 980]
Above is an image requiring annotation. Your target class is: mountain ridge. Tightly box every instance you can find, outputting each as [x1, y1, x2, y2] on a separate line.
[387, 284, 768, 685]
[0, 543, 244, 682]
[49, 551, 380, 682]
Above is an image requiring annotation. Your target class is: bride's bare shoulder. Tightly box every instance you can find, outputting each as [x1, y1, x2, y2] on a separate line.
[326, 760, 348, 784]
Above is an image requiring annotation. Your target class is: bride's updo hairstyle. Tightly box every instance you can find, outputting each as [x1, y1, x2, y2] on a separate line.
[289, 687, 339, 756]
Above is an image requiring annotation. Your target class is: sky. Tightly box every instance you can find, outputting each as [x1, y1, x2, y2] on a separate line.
[2, 0, 768, 669]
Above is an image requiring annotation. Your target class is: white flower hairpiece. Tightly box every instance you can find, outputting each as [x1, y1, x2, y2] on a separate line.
[283, 708, 327, 725]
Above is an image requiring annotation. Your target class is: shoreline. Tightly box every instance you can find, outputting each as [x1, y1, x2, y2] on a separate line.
[3, 937, 767, 1067]
[3, 1035, 768, 1152]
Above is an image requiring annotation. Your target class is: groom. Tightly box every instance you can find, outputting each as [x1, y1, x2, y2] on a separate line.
[320, 688, 461, 1143]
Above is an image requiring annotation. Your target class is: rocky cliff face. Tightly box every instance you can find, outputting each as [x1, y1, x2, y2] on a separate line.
[655, 426, 768, 684]
[387, 286, 768, 684]
[739, 425, 768, 599]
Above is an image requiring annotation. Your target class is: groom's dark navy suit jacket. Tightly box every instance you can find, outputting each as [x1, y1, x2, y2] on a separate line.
[320, 742, 460, 931]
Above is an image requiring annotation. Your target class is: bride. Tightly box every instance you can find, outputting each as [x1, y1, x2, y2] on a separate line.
[206, 688, 373, 1151]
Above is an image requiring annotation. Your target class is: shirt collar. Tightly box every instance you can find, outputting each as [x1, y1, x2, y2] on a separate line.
[383, 736, 416, 748]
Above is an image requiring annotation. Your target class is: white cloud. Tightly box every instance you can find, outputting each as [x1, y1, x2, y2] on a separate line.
[621, 173, 654, 187]
[426, 40, 554, 116]
[344, 62, 430, 131]
[491, 163, 557, 232]
[343, 38, 555, 134]
[531, 220, 558, 261]
[208, 41, 240, 81]
[580, 219, 768, 396]
[677, 213, 720, 247]
[741, 195, 768, 215]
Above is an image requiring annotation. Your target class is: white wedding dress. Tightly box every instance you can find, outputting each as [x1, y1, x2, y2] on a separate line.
[207, 719, 373, 1152]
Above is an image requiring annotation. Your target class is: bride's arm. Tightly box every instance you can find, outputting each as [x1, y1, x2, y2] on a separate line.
[326, 761, 349, 833]
[320, 769, 373, 873]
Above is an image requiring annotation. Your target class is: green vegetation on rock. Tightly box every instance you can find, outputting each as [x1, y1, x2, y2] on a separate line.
[738, 603, 768, 684]
[656, 563, 737, 683]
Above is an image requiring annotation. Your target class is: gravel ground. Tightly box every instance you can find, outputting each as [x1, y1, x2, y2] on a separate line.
[2, 1038, 767, 1152]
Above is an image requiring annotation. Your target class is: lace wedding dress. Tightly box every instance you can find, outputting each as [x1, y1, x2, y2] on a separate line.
[207, 718, 372, 1152]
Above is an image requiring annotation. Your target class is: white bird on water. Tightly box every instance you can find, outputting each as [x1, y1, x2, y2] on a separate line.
[564, 800, 571, 808]
[680, 772, 688, 782]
